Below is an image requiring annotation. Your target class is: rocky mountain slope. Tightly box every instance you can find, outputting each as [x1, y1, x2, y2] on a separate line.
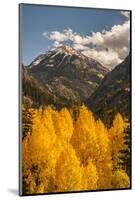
[23, 45, 109, 107]
[86, 55, 131, 125]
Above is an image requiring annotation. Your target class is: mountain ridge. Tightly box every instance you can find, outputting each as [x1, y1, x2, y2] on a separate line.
[23, 45, 109, 107]
[86, 54, 131, 125]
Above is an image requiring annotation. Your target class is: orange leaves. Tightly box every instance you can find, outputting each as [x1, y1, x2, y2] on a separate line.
[22, 105, 130, 194]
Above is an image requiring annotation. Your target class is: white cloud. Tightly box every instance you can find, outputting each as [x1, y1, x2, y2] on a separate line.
[72, 43, 89, 51]
[120, 11, 130, 19]
[42, 17, 130, 69]
[82, 49, 123, 69]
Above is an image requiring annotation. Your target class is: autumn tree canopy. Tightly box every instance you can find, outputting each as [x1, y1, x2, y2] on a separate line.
[22, 105, 130, 194]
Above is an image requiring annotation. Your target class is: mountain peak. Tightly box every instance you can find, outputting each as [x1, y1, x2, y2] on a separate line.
[29, 45, 108, 73]
[29, 45, 80, 68]
[26, 45, 109, 107]
[57, 44, 74, 51]
[49, 45, 82, 58]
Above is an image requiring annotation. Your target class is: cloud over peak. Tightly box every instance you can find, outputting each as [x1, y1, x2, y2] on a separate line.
[43, 16, 130, 69]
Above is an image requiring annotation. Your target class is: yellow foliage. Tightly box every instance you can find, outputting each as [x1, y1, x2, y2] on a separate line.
[23, 108, 60, 194]
[95, 119, 112, 188]
[124, 87, 130, 92]
[111, 169, 130, 189]
[81, 160, 98, 190]
[52, 107, 73, 142]
[22, 105, 130, 194]
[97, 73, 104, 79]
[54, 144, 82, 192]
[71, 105, 98, 166]
[109, 113, 127, 169]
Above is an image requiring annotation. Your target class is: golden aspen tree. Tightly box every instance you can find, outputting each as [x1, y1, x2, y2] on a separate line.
[41, 106, 64, 156]
[71, 105, 98, 166]
[111, 169, 130, 189]
[42, 106, 56, 137]
[52, 107, 73, 143]
[22, 134, 36, 194]
[108, 113, 127, 169]
[54, 144, 82, 192]
[81, 160, 98, 190]
[95, 119, 112, 189]
[23, 108, 59, 194]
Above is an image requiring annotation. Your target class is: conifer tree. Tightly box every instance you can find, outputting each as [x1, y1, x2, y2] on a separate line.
[22, 104, 35, 139]
[120, 120, 130, 176]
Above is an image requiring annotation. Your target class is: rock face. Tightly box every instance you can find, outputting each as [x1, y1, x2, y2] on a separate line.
[24, 45, 108, 107]
[86, 55, 131, 125]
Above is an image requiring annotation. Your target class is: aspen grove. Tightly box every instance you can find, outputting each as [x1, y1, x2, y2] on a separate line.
[22, 105, 130, 194]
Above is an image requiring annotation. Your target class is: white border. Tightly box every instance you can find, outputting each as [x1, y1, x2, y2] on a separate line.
[0, 0, 134, 199]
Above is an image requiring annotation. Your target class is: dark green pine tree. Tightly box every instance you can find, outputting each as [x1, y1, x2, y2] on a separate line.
[22, 100, 35, 139]
[119, 122, 131, 176]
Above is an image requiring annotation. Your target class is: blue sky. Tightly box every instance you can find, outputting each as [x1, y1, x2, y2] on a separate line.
[21, 4, 129, 67]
